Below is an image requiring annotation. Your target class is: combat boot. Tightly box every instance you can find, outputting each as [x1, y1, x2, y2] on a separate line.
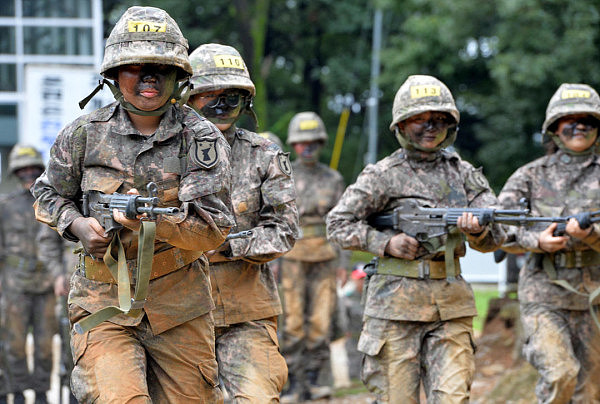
[280, 373, 300, 403]
[306, 370, 332, 400]
[35, 391, 48, 403]
[12, 392, 25, 404]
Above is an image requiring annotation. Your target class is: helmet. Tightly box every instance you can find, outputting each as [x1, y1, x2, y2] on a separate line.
[390, 75, 459, 131]
[189, 43, 256, 96]
[258, 131, 284, 149]
[8, 144, 44, 173]
[287, 112, 328, 145]
[542, 83, 600, 134]
[101, 6, 192, 81]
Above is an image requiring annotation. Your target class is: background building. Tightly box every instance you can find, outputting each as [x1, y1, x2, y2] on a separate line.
[0, 0, 104, 191]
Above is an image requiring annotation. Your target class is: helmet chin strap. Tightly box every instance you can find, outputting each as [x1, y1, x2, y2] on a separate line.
[79, 71, 191, 116]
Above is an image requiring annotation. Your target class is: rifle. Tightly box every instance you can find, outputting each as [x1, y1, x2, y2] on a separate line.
[367, 200, 533, 243]
[367, 201, 600, 242]
[82, 182, 179, 233]
[551, 211, 600, 236]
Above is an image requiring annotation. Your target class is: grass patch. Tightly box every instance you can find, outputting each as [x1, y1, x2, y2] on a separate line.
[333, 379, 369, 397]
[473, 285, 499, 333]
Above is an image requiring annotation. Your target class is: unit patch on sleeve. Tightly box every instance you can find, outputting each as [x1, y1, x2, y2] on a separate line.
[192, 139, 219, 169]
[277, 152, 292, 176]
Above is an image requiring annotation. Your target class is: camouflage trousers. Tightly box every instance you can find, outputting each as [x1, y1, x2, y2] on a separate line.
[69, 305, 223, 404]
[521, 302, 600, 404]
[215, 317, 288, 403]
[280, 259, 337, 379]
[357, 315, 475, 404]
[1, 290, 57, 394]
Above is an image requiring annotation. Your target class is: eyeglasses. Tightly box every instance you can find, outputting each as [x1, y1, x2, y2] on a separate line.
[558, 116, 599, 136]
[197, 91, 245, 109]
[403, 113, 454, 130]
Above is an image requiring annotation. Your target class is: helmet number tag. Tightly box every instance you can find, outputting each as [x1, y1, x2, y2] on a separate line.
[410, 85, 441, 99]
[561, 89, 591, 99]
[128, 21, 166, 32]
[213, 55, 245, 69]
[299, 120, 319, 130]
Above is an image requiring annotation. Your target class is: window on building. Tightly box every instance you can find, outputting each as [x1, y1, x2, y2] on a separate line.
[0, 65, 16, 91]
[0, 104, 18, 146]
[23, 0, 92, 18]
[0, 27, 16, 54]
[24, 26, 93, 55]
[0, 1, 15, 17]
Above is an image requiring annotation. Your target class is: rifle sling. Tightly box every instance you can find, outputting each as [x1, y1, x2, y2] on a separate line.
[539, 251, 600, 332]
[74, 220, 156, 334]
[445, 228, 462, 282]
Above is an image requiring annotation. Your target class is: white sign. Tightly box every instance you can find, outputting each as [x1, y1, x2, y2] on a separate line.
[23, 64, 114, 162]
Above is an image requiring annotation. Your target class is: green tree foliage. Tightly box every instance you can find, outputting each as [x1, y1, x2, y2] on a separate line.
[381, 0, 600, 190]
[103, 0, 600, 191]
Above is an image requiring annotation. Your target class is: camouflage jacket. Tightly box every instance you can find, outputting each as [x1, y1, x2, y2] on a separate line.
[284, 160, 348, 265]
[327, 148, 505, 322]
[0, 189, 58, 293]
[31, 102, 234, 335]
[37, 224, 80, 279]
[498, 150, 600, 310]
[209, 126, 299, 326]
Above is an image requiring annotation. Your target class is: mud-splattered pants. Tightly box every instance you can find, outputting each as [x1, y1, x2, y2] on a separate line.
[69, 306, 223, 404]
[357, 315, 475, 404]
[215, 317, 287, 403]
[521, 302, 600, 404]
[2, 290, 56, 395]
[280, 259, 337, 385]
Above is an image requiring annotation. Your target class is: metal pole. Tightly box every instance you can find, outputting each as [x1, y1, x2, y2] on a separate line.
[366, 7, 382, 165]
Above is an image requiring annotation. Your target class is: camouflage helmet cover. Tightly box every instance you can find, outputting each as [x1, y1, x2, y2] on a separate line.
[189, 43, 256, 96]
[542, 83, 600, 134]
[101, 6, 192, 80]
[8, 144, 44, 173]
[389, 75, 460, 131]
[287, 111, 328, 145]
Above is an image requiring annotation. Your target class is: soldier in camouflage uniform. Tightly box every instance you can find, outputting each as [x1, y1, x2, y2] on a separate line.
[498, 83, 600, 403]
[31, 7, 234, 403]
[327, 75, 506, 403]
[280, 111, 347, 402]
[187, 43, 299, 403]
[0, 145, 55, 404]
[37, 224, 79, 404]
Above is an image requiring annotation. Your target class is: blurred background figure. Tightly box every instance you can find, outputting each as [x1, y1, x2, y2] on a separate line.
[280, 112, 348, 402]
[0, 145, 56, 404]
[37, 225, 80, 404]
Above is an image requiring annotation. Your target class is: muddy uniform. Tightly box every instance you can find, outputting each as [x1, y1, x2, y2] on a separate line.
[499, 151, 600, 403]
[31, 102, 233, 403]
[0, 188, 58, 398]
[208, 126, 299, 402]
[327, 149, 505, 403]
[327, 75, 506, 403]
[281, 159, 346, 384]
